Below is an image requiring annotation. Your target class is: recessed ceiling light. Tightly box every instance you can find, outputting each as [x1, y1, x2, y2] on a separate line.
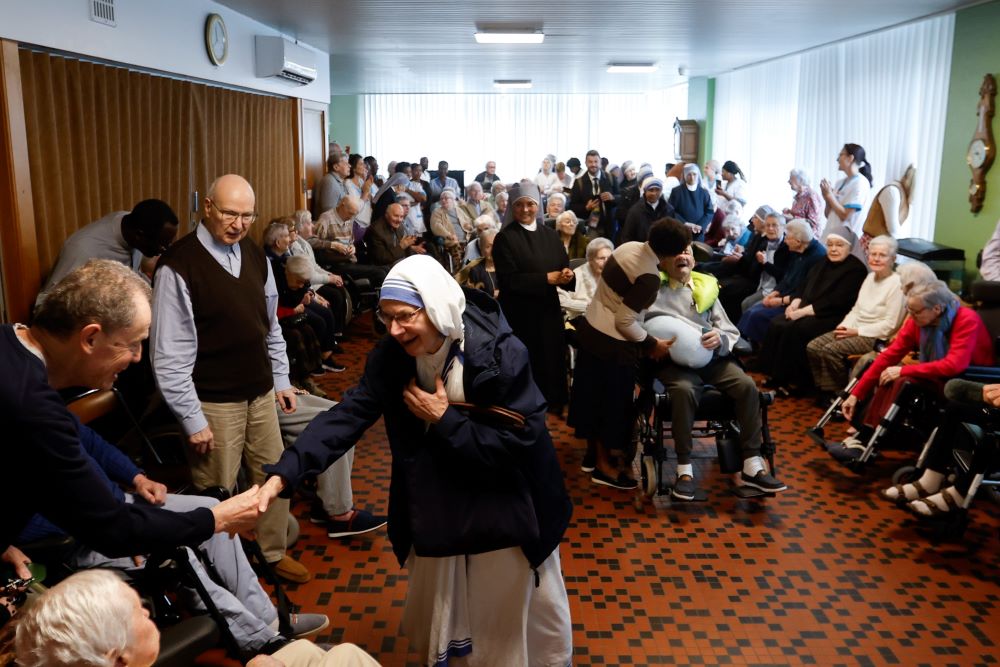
[475, 31, 545, 44]
[493, 79, 533, 89]
[607, 63, 658, 73]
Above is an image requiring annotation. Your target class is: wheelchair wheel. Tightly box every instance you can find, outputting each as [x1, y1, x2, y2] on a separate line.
[641, 456, 658, 498]
[891, 465, 921, 485]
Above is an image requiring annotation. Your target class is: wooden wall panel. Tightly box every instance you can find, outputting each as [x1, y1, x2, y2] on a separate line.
[0, 40, 39, 323]
[18, 49, 298, 285]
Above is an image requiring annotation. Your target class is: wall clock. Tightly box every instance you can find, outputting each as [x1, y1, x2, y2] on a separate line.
[205, 13, 229, 66]
[968, 73, 996, 213]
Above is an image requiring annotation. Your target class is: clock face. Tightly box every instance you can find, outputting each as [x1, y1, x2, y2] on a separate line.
[205, 14, 228, 66]
[969, 138, 988, 169]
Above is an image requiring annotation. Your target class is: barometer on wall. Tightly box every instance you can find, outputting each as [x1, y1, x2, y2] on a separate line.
[968, 73, 996, 213]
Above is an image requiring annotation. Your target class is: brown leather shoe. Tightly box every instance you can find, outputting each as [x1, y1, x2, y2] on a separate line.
[270, 555, 311, 583]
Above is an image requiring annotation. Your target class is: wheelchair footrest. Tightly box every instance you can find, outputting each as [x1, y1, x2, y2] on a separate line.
[732, 486, 775, 499]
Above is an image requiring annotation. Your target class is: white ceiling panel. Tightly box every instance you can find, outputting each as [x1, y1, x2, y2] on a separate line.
[216, 0, 981, 94]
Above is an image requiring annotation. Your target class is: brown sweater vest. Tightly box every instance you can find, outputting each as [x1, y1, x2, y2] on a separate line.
[158, 231, 273, 402]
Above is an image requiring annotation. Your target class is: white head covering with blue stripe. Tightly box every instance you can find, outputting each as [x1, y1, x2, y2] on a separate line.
[380, 255, 468, 401]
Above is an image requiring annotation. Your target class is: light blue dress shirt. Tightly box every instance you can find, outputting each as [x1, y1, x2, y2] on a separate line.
[150, 223, 290, 436]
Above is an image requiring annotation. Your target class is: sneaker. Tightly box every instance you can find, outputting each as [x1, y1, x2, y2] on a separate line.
[324, 508, 387, 538]
[269, 555, 311, 584]
[671, 475, 698, 501]
[321, 360, 347, 373]
[739, 469, 787, 493]
[591, 469, 638, 490]
[310, 368, 327, 377]
[270, 613, 330, 639]
[580, 451, 596, 473]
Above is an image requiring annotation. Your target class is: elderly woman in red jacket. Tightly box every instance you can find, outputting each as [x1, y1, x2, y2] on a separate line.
[829, 280, 993, 462]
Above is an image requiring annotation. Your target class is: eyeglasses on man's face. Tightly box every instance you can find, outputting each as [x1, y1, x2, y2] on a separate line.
[208, 199, 258, 225]
[376, 306, 423, 327]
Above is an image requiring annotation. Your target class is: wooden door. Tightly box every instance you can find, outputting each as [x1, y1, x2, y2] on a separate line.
[300, 101, 327, 214]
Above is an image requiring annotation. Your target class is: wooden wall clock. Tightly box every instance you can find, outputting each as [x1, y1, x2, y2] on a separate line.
[968, 73, 996, 213]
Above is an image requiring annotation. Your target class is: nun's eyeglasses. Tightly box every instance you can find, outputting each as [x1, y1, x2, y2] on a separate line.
[376, 307, 423, 327]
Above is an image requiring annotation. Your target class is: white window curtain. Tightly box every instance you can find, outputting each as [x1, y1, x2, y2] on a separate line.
[362, 87, 688, 183]
[713, 13, 954, 241]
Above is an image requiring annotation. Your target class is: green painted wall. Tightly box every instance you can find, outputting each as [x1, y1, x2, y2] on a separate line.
[934, 1, 1000, 280]
[329, 95, 362, 154]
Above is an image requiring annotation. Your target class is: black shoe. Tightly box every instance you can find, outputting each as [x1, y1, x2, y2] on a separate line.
[671, 476, 698, 501]
[580, 451, 596, 473]
[739, 470, 787, 493]
[323, 509, 387, 538]
[321, 360, 346, 373]
[591, 469, 638, 490]
[310, 368, 327, 377]
[827, 438, 867, 464]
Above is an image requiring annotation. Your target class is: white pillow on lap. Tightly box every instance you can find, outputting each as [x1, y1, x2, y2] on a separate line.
[643, 314, 713, 369]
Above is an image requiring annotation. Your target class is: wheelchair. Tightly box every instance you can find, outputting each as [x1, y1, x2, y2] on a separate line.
[634, 349, 778, 502]
[885, 382, 1000, 540]
[815, 278, 1000, 471]
[18, 388, 302, 663]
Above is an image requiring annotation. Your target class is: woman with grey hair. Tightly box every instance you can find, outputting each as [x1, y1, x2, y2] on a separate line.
[493, 190, 509, 220]
[555, 211, 588, 260]
[737, 218, 826, 342]
[15, 570, 161, 667]
[783, 168, 824, 235]
[806, 235, 906, 401]
[830, 280, 994, 463]
[558, 236, 614, 319]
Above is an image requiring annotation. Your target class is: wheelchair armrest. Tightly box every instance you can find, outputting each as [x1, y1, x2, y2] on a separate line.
[153, 617, 220, 667]
[691, 241, 714, 263]
[731, 337, 753, 357]
[18, 535, 77, 565]
[960, 365, 1000, 384]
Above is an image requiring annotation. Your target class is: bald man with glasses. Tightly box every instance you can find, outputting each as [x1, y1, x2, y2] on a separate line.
[150, 174, 311, 584]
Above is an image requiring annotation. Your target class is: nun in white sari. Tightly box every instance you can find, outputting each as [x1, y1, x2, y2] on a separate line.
[261, 256, 573, 667]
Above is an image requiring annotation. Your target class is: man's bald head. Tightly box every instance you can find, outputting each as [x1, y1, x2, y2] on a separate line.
[204, 174, 257, 246]
[336, 194, 362, 220]
[385, 202, 405, 229]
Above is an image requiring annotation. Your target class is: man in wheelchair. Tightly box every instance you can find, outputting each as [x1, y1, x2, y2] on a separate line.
[15, 420, 329, 657]
[644, 227, 787, 501]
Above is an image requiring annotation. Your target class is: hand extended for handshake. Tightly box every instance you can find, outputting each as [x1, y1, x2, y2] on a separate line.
[210, 485, 269, 538]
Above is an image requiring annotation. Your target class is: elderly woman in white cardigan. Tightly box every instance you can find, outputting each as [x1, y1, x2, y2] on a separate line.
[805, 235, 905, 400]
[558, 237, 614, 320]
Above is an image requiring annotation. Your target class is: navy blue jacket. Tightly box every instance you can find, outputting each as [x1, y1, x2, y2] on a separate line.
[265, 289, 572, 568]
[19, 420, 142, 543]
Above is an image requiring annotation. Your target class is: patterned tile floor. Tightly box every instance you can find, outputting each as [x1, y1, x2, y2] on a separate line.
[207, 314, 1000, 666]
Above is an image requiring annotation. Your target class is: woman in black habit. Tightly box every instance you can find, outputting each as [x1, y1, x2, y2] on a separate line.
[493, 182, 575, 414]
[757, 228, 867, 394]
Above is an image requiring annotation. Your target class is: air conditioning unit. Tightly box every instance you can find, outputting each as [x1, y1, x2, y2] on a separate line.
[255, 35, 318, 85]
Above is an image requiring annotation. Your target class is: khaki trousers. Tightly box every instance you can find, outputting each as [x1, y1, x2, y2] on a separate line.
[189, 390, 288, 562]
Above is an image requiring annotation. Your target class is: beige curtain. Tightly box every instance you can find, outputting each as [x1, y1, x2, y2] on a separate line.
[19, 48, 296, 283]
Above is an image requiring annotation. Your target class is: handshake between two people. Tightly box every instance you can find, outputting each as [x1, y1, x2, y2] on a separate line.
[210, 477, 290, 538]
